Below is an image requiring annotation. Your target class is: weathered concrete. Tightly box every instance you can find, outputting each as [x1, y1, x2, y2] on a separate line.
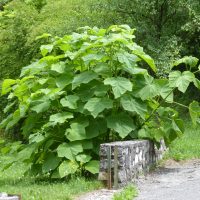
[98, 140, 165, 188]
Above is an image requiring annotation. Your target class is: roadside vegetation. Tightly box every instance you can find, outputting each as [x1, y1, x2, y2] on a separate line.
[113, 185, 138, 200]
[0, 156, 102, 200]
[0, 0, 200, 199]
[167, 121, 200, 161]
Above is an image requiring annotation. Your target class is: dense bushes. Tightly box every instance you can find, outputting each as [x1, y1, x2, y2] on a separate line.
[0, 0, 111, 80]
[0, 0, 113, 122]
[1, 0, 200, 80]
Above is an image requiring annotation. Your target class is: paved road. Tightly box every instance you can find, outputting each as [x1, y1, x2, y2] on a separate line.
[136, 160, 200, 200]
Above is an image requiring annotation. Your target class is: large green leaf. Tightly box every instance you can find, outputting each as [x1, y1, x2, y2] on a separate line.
[93, 84, 109, 97]
[189, 101, 200, 125]
[29, 133, 45, 143]
[155, 79, 173, 102]
[55, 73, 73, 89]
[22, 113, 40, 136]
[123, 66, 147, 75]
[104, 77, 132, 98]
[120, 95, 147, 119]
[127, 43, 157, 72]
[107, 113, 136, 138]
[13, 83, 29, 99]
[17, 143, 38, 162]
[169, 71, 195, 93]
[57, 142, 83, 160]
[59, 160, 79, 178]
[138, 75, 158, 100]
[6, 108, 26, 130]
[51, 62, 66, 74]
[40, 44, 54, 57]
[84, 160, 99, 174]
[3, 101, 16, 113]
[151, 128, 165, 143]
[1, 79, 16, 95]
[42, 153, 61, 173]
[85, 118, 107, 139]
[20, 61, 46, 77]
[194, 78, 200, 90]
[60, 95, 80, 109]
[72, 71, 98, 89]
[31, 101, 51, 113]
[76, 154, 92, 163]
[82, 53, 106, 64]
[172, 119, 184, 137]
[116, 52, 138, 68]
[82, 140, 93, 149]
[93, 63, 112, 78]
[76, 83, 95, 101]
[173, 56, 199, 69]
[0, 114, 12, 129]
[84, 97, 113, 118]
[66, 119, 89, 141]
[42, 54, 64, 63]
[49, 112, 73, 124]
[138, 128, 152, 139]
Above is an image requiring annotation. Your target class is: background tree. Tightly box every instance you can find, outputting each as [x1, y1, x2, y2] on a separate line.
[106, 0, 199, 75]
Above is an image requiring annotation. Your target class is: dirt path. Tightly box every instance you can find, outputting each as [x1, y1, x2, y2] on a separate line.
[75, 189, 118, 200]
[76, 160, 200, 200]
[136, 159, 200, 200]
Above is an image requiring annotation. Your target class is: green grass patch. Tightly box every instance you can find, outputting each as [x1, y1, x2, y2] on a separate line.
[113, 185, 138, 200]
[0, 158, 103, 200]
[166, 122, 200, 161]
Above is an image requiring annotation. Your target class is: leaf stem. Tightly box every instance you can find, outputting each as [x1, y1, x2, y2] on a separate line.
[141, 87, 175, 127]
[194, 69, 200, 74]
[173, 101, 188, 109]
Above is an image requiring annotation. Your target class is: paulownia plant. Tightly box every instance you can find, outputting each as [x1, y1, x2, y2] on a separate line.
[1, 25, 200, 178]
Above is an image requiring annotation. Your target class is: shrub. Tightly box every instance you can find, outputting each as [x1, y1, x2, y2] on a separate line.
[1, 25, 200, 178]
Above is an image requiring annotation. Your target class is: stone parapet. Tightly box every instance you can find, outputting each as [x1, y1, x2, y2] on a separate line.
[98, 140, 165, 188]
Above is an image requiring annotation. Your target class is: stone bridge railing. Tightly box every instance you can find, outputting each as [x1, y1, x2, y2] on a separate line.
[98, 140, 166, 189]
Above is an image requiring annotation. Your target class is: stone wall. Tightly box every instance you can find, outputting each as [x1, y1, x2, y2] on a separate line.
[98, 140, 165, 189]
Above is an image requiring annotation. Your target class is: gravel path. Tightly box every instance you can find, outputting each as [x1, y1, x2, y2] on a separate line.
[76, 160, 200, 200]
[136, 159, 200, 200]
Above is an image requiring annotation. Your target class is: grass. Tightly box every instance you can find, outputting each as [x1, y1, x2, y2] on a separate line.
[1, 119, 199, 199]
[0, 159, 103, 200]
[166, 121, 200, 161]
[113, 185, 138, 200]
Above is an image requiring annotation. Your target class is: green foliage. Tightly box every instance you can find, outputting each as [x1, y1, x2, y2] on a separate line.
[106, 0, 200, 76]
[113, 185, 138, 200]
[1, 0, 200, 125]
[1, 0, 200, 81]
[166, 122, 200, 161]
[0, 0, 111, 79]
[0, 0, 114, 124]
[0, 156, 103, 200]
[1, 25, 200, 178]
[189, 101, 200, 126]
